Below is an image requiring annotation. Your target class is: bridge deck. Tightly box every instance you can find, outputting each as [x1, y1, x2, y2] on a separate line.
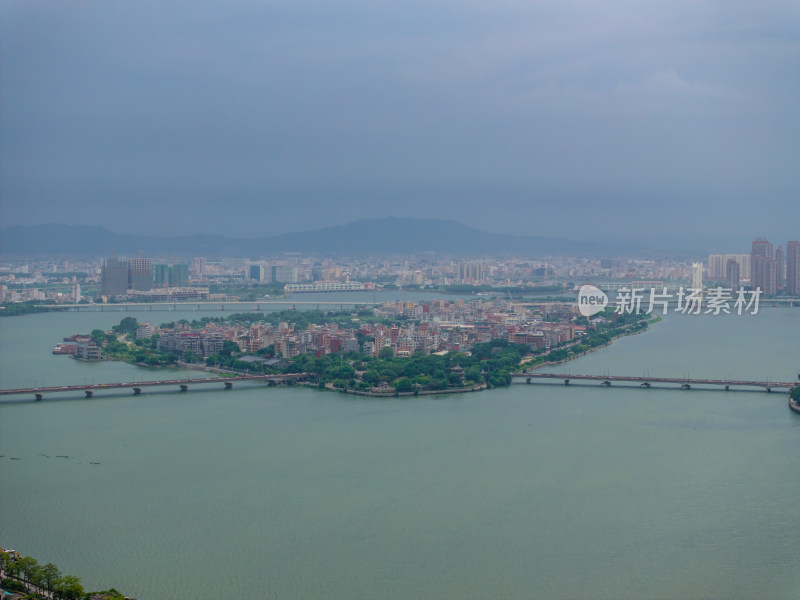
[0, 373, 309, 396]
[512, 373, 795, 388]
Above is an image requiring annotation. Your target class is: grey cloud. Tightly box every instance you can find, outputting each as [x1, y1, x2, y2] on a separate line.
[1, 0, 797, 248]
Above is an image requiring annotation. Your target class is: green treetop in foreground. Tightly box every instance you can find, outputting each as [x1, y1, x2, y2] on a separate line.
[0, 549, 133, 599]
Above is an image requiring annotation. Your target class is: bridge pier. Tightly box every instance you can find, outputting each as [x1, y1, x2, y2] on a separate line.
[564, 379, 570, 385]
[766, 387, 771, 393]
[526, 377, 531, 384]
[133, 387, 142, 395]
[724, 385, 729, 391]
[35, 393, 43, 401]
[85, 390, 93, 398]
[179, 384, 188, 392]
[224, 381, 233, 390]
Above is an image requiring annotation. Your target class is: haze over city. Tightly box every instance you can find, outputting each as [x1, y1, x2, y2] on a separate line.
[2, 0, 798, 251]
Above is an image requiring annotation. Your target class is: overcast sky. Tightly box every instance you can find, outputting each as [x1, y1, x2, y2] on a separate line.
[1, 0, 798, 251]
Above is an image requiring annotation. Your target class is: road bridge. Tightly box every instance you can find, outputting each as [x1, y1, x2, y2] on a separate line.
[511, 372, 796, 392]
[0, 373, 310, 401]
[34, 301, 379, 312]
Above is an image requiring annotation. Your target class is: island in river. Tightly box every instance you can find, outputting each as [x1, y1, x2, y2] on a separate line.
[69, 299, 656, 395]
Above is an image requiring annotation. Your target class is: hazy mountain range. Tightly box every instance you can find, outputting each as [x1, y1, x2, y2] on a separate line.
[1, 218, 638, 259]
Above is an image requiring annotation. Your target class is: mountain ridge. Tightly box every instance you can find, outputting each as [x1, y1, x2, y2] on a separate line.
[0, 218, 634, 258]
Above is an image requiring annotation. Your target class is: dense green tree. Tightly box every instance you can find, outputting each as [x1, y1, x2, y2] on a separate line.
[54, 574, 83, 600]
[465, 365, 483, 384]
[39, 563, 61, 593]
[448, 372, 464, 387]
[116, 317, 139, 334]
[17, 556, 39, 582]
[2, 554, 20, 578]
[395, 378, 414, 393]
[220, 340, 240, 357]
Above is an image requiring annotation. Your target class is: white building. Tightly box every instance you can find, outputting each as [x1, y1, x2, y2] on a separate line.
[692, 263, 703, 291]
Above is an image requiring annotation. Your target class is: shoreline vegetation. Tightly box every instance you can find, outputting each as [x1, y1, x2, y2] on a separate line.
[790, 386, 800, 415]
[0, 548, 132, 600]
[77, 308, 658, 396]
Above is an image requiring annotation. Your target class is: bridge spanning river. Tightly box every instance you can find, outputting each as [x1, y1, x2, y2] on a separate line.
[34, 300, 379, 312]
[512, 372, 796, 392]
[0, 373, 310, 400]
[3, 371, 794, 402]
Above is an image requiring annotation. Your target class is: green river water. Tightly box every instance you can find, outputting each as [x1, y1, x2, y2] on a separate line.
[1, 301, 798, 599]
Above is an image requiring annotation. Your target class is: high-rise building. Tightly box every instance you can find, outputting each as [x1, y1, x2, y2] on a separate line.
[128, 257, 153, 291]
[708, 254, 750, 280]
[726, 259, 740, 291]
[750, 239, 773, 292]
[765, 257, 778, 295]
[249, 265, 265, 282]
[193, 257, 207, 277]
[170, 264, 189, 287]
[786, 241, 800, 296]
[707, 255, 726, 280]
[153, 263, 189, 288]
[154, 264, 171, 287]
[692, 262, 703, 291]
[101, 257, 129, 296]
[458, 262, 487, 282]
[775, 245, 785, 290]
[271, 265, 298, 283]
[72, 283, 81, 303]
[732, 254, 751, 280]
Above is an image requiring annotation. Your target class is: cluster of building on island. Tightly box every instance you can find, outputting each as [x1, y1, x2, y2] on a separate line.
[60, 299, 589, 363]
[147, 299, 585, 360]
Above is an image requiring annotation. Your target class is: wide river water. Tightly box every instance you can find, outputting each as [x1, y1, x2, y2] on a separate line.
[1, 297, 799, 599]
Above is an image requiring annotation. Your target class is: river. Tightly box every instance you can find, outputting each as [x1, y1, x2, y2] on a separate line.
[1, 300, 798, 599]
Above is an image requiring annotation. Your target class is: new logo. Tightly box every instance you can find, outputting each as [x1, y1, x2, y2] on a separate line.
[578, 284, 608, 317]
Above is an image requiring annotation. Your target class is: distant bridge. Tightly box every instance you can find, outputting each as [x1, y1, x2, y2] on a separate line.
[512, 372, 796, 392]
[34, 301, 378, 312]
[0, 373, 311, 401]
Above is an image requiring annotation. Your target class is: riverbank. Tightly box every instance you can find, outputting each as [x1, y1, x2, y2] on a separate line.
[790, 394, 800, 415]
[323, 382, 487, 397]
[520, 314, 661, 372]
